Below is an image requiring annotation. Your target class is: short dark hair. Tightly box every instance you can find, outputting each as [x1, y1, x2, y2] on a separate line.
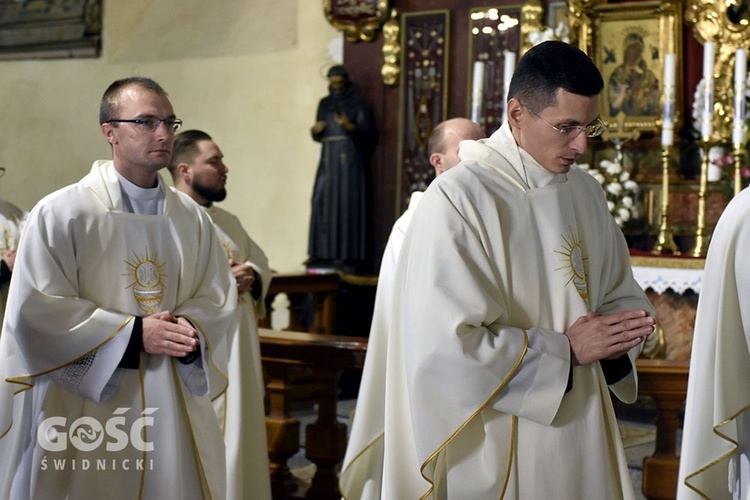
[99, 77, 168, 125]
[508, 41, 604, 113]
[168, 129, 213, 178]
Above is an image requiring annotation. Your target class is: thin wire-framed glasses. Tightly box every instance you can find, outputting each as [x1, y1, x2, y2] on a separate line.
[106, 117, 182, 132]
[525, 106, 605, 138]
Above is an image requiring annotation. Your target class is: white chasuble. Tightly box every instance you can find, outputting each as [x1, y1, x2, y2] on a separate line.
[341, 123, 652, 499]
[678, 188, 750, 500]
[340, 190, 423, 498]
[0, 161, 236, 499]
[206, 204, 272, 500]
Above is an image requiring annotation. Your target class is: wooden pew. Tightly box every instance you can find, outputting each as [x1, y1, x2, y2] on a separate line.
[260, 328, 367, 500]
[259, 272, 340, 335]
[636, 359, 690, 500]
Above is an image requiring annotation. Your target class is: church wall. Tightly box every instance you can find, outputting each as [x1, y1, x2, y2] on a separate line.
[0, 0, 340, 273]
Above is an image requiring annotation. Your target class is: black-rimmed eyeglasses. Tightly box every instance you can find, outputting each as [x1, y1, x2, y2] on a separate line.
[525, 106, 605, 139]
[106, 117, 182, 132]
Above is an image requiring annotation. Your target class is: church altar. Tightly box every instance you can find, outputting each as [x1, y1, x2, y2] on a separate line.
[629, 252, 703, 499]
[630, 253, 704, 361]
[631, 256, 703, 295]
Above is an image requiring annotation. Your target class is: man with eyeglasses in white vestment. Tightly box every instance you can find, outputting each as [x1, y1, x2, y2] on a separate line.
[0, 77, 236, 499]
[340, 41, 656, 499]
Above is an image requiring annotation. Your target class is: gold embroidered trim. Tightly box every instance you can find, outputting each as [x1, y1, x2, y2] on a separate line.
[418, 328, 529, 499]
[138, 362, 147, 500]
[4, 315, 134, 385]
[1, 316, 134, 444]
[213, 392, 228, 437]
[171, 361, 214, 500]
[683, 403, 750, 498]
[499, 416, 517, 499]
[338, 431, 385, 499]
[180, 313, 229, 398]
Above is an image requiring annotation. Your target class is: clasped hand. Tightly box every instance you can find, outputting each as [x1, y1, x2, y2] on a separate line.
[230, 259, 255, 294]
[2, 249, 17, 271]
[565, 310, 656, 366]
[142, 311, 199, 358]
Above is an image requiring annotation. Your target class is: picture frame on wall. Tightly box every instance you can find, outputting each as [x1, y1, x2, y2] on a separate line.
[574, 0, 682, 132]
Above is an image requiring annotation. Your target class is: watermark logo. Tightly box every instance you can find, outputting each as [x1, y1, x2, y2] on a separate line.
[38, 407, 158, 453]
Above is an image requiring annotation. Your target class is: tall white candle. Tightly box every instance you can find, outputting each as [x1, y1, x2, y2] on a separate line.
[661, 54, 676, 146]
[471, 60, 485, 124]
[702, 41, 716, 139]
[734, 49, 747, 145]
[503, 51, 516, 124]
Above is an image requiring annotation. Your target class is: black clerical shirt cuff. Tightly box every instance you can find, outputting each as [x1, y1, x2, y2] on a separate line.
[250, 269, 262, 301]
[177, 317, 202, 365]
[118, 316, 143, 370]
[0, 260, 11, 285]
[600, 354, 633, 385]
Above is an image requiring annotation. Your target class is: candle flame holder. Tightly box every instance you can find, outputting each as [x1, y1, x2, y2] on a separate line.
[691, 139, 714, 257]
[652, 145, 680, 255]
[733, 142, 746, 197]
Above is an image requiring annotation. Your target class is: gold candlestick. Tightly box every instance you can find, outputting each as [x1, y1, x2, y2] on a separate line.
[734, 142, 746, 197]
[691, 141, 712, 257]
[652, 146, 680, 254]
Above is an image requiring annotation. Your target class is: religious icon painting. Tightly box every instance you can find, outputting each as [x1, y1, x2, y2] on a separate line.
[570, 0, 682, 133]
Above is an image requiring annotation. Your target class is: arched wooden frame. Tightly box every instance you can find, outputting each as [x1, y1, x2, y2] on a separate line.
[323, 0, 390, 43]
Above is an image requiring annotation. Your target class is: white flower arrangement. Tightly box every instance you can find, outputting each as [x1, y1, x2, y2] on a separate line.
[528, 23, 570, 46]
[579, 160, 641, 228]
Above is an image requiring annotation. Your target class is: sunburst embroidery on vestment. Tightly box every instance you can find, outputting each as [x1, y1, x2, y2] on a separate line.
[554, 230, 590, 309]
[0, 226, 12, 252]
[220, 238, 233, 261]
[124, 247, 168, 314]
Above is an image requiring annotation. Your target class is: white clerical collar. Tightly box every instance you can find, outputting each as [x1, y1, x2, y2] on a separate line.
[517, 148, 567, 189]
[114, 169, 165, 215]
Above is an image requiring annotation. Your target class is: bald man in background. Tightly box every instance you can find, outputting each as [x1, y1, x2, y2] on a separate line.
[339, 118, 483, 496]
[379, 118, 484, 272]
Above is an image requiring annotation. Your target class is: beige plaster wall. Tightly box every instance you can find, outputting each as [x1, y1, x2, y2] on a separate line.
[0, 0, 340, 272]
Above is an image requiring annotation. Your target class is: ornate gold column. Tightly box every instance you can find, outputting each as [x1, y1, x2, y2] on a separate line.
[687, 0, 750, 254]
[692, 140, 713, 256]
[687, 0, 750, 143]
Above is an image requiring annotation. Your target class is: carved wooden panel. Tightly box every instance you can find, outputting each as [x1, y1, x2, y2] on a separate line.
[467, 6, 522, 137]
[396, 10, 450, 213]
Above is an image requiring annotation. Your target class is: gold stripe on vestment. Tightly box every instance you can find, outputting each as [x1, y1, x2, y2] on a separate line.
[418, 328, 529, 499]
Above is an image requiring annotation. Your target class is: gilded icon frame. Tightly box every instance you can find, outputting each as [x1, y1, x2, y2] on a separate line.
[570, 0, 682, 132]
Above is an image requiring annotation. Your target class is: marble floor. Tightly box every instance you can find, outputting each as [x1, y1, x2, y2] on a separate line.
[288, 397, 665, 499]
